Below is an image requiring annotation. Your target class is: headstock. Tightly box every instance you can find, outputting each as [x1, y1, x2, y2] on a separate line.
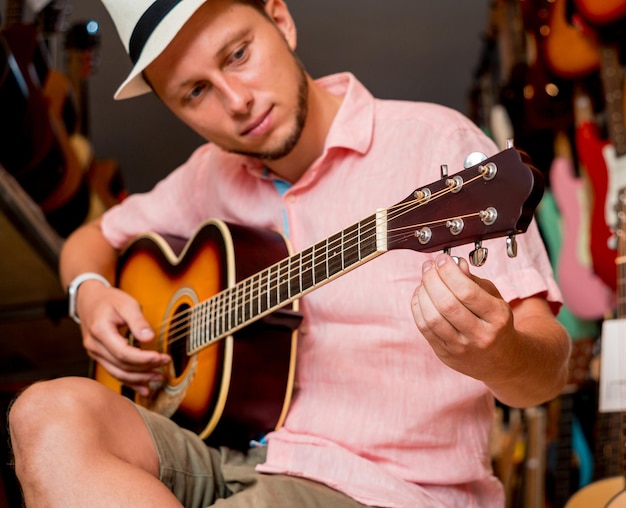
[386, 146, 544, 266]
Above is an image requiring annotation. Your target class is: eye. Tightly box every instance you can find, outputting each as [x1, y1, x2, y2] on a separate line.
[183, 82, 208, 104]
[228, 43, 249, 66]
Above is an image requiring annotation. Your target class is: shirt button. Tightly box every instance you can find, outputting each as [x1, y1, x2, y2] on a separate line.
[286, 194, 297, 204]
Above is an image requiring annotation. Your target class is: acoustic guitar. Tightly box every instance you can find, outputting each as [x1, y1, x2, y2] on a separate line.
[94, 147, 544, 449]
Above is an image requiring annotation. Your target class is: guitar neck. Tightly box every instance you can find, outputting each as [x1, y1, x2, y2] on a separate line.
[4, 0, 24, 27]
[183, 146, 542, 355]
[617, 188, 626, 319]
[599, 45, 626, 156]
[187, 212, 386, 354]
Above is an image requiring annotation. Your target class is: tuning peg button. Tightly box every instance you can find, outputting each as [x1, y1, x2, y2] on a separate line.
[470, 241, 488, 267]
[507, 235, 518, 258]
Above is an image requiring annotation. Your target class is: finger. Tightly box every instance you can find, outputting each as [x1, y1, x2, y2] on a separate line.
[434, 255, 507, 325]
[117, 300, 157, 345]
[91, 355, 164, 397]
[421, 256, 476, 326]
[86, 323, 169, 373]
[412, 262, 460, 342]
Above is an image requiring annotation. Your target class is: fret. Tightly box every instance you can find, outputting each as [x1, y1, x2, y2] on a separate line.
[268, 264, 279, 309]
[360, 216, 379, 259]
[327, 231, 344, 278]
[220, 291, 227, 337]
[215, 292, 223, 340]
[227, 287, 234, 332]
[240, 278, 249, 324]
[313, 239, 327, 285]
[234, 283, 241, 326]
[258, 269, 268, 314]
[301, 247, 314, 292]
[201, 299, 209, 346]
[343, 223, 360, 267]
[278, 258, 290, 303]
[290, 252, 302, 298]
[188, 306, 196, 353]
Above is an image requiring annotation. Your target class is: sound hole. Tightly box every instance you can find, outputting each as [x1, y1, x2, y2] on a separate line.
[169, 303, 191, 378]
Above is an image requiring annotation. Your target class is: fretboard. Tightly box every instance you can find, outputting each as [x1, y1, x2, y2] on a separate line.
[4, 0, 24, 27]
[187, 211, 387, 354]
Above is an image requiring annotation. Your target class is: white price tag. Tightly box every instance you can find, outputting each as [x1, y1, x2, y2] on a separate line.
[600, 319, 626, 413]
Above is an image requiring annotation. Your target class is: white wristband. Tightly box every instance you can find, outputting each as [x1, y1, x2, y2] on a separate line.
[68, 272, 112, 324]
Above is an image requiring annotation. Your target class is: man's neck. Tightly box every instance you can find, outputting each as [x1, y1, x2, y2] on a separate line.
[266, 76, 343, 183]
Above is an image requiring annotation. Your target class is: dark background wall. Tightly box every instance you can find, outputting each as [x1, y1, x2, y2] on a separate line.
[6, 0, 491, 193]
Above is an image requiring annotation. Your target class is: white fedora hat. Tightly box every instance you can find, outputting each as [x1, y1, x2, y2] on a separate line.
[102, 0, 208, 100]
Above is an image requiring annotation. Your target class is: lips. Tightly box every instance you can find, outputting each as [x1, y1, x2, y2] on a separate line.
[240, 107, 273, 137]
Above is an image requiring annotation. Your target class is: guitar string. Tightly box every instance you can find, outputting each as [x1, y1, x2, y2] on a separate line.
[138, 170, 490, 353]
[157, 171, 491, 351]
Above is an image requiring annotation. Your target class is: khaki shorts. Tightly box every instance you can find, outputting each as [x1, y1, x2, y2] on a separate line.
[135, 405, 371, 508]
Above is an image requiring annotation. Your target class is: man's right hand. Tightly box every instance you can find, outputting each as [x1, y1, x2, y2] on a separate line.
[76, 280, 171, 397]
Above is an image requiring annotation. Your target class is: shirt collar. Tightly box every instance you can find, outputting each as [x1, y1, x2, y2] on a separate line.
[243, 72, 375, 178]
[317, 72, 374, 156]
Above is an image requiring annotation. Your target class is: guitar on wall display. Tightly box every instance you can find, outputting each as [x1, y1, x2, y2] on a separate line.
[549, 134, 614, 320]
[574, 71, 626, 292]
[573, 0, 626, 27]
[566, 187, 626, 506]
[0, 0, 91, 237]
[543, 0, 600, 80]
[94, 147, 544, 449]
[64, 20, 128, 217]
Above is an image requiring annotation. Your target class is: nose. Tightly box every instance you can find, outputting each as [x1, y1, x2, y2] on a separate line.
[216, 74, 253, 116]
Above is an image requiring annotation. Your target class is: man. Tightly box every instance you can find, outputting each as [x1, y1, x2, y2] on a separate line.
[8, 0, 570, 506]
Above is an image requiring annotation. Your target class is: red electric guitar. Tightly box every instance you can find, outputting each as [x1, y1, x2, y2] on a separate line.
[94, 148, 544, 449]
[574, 44, 626, 291]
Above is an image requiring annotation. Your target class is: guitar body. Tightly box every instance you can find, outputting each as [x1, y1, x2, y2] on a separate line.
[574, 0, 626, 26]
[576, 120, 618, 291]
[544, 0, 600, 79]
[550, 156, 614, 318]
[95, 219, 299, 449]
[566, 476, 626, 507]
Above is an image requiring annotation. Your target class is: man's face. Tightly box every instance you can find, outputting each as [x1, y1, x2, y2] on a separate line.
[144, 0, 308, 161]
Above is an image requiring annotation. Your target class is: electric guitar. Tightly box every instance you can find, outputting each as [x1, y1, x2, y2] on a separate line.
[543, 0, 600, 79]
[565, 187, 626, 507]
[550, 151, 614, 320]
[94, 147, 544, 449]
[574, 75, 625, 292]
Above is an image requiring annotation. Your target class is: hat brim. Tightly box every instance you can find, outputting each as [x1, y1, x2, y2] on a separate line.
[113, 0, 207, 100]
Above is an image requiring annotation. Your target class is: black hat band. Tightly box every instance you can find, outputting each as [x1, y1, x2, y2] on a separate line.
[129, 0, 185, 64]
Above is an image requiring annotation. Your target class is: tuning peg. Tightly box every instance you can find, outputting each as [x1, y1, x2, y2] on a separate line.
[464, 152, 487, 168]
[443, 247, 460, 265]
[470, 241, 488, 267]
[440, 164, 448, 178]
[507, 235, 518, 258]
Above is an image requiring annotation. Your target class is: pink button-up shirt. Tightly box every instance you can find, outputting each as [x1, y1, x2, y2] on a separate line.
[102, 73, 561, 507]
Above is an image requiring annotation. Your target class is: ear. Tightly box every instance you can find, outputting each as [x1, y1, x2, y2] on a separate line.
[264, 0, 297, 50]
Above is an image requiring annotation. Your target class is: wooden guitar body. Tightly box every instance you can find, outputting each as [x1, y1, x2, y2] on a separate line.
[566, 476, 626, 507]
[96, 220, 299, 450]
[574, 0, 626, 26]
